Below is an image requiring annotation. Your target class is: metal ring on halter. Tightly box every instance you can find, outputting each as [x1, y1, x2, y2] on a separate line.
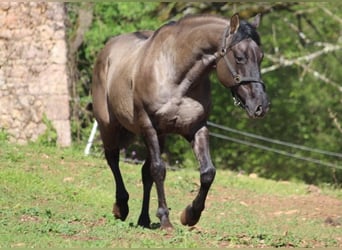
[234, 75, 241, 84]
[220, 48, 227, 57]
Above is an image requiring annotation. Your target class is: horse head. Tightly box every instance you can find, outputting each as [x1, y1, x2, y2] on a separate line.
[216, 14, 270, 118]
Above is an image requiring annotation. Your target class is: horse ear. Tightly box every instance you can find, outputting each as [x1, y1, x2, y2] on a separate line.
[229, 13, 240, 34]
[251, 13, 261, 28]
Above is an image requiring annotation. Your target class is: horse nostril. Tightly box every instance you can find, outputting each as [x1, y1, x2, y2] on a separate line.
[255, 105, 263, 117]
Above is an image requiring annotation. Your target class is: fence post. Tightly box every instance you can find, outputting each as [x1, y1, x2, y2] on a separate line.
[84, 120, 98, 156]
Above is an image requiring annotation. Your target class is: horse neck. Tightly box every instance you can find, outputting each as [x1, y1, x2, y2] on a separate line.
[177, 16, 229, 53]
[153, 17, 229, 66]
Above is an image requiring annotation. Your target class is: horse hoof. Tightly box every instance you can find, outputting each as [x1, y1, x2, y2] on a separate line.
[160, 221, 173, 231]
[113, 202, 129, 221]
[137, 216, 151, 228]
[180, 205, 200, 226]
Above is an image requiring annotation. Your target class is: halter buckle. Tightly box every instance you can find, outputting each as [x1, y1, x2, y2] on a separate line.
[234, 75, 241, 84]
[220, 48, 226, 57]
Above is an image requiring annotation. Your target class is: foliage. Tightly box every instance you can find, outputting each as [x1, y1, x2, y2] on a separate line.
[35, 114, 58, 147]
[0, 129, 8, 142]
[65, 2, 342, 185]
[0, 141, 341, 248]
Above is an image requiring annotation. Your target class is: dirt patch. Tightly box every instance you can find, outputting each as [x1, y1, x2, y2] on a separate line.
[203, 183, 342, 247]
[20, 215, 40, 223]
[208, 182, 342, 225]
[242, 192, 342, 223]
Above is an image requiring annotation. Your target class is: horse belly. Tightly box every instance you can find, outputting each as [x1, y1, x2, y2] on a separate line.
[155, 97, 209, 134]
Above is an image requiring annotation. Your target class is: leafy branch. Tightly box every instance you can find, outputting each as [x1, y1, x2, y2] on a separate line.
[262, 43, 342, 92]
[261, 6, 342, 93]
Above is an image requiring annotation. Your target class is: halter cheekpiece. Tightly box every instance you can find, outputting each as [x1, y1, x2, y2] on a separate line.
[216, 25, 264, 108]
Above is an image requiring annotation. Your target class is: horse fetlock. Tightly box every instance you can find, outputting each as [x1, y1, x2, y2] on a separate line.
[156, 207, 169, 219]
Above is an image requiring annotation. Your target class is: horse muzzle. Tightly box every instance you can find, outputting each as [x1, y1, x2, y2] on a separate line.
[246, 95, 270, 119]
[232, 82, 270, 119]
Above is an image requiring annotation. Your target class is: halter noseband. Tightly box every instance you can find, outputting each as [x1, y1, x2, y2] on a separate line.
[216, 26, 264, 108]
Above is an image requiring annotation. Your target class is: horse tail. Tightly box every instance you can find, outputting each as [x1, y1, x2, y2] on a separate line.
[91, 45, 111, 127]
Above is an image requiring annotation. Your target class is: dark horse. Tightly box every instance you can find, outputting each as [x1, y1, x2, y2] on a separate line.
[92, 13, 269, 229]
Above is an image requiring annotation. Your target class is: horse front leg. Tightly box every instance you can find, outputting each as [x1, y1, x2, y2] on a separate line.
[138, 136, 166, 228]
[143, 127, 173, 229]
[181, 126, 216, 226]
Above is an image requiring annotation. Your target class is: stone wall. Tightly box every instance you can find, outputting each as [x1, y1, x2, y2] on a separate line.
[0, 2, 71, 146]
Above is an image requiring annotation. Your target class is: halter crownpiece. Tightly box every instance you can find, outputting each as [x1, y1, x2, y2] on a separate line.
[214, 20, 265, 109]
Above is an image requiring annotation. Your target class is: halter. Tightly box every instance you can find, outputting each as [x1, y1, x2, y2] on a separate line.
[216, 26, 264, 108]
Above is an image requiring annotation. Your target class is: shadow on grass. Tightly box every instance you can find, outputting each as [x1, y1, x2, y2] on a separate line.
[128, 222, 161, 230]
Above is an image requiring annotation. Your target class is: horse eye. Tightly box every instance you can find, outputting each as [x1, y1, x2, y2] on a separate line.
[235, 55, 246, 64]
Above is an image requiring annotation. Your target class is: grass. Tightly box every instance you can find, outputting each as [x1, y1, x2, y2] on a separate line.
[0, 140, 341, 248]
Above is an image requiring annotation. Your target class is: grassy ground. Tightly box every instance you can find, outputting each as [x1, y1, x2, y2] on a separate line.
[0, 141, 341, 248]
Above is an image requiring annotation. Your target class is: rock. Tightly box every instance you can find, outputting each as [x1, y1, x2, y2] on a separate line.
[249, 173, 258, 179]
[307, 184, 321, 194]
[0, 2, 71, 146]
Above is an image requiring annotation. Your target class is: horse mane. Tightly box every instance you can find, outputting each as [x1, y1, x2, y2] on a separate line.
[151, 14, 227, 40]
[150, 20, 177, 39]
[177, 15, 261, 46]
[177, 14, 228, 25]
[151, 14, 260, 47]
[133, 31, 152, 40]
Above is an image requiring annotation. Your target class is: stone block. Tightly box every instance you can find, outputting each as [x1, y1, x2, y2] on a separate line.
[0, 2, 11, 11]
[1, 2, 71, 146]
[51, 40, 67, 64]
[52, 120, 71, 147]
[28, 64, 68, 95]
[44, 95, 70, 121]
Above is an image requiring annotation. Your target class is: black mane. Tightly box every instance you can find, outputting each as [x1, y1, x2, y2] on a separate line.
[150, 15, 260, 47]
[232, 20, 260, 46]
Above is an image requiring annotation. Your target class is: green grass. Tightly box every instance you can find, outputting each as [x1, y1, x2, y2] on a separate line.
[1, 141, 341, 248]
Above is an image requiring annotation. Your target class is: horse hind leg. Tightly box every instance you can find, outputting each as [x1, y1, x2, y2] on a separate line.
[104, 148, 129, 221]
[137, 157, 152, 228]
[100, 125, 130, 221]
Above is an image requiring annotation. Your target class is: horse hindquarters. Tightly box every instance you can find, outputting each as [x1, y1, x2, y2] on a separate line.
[92, 50, 132, 222]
